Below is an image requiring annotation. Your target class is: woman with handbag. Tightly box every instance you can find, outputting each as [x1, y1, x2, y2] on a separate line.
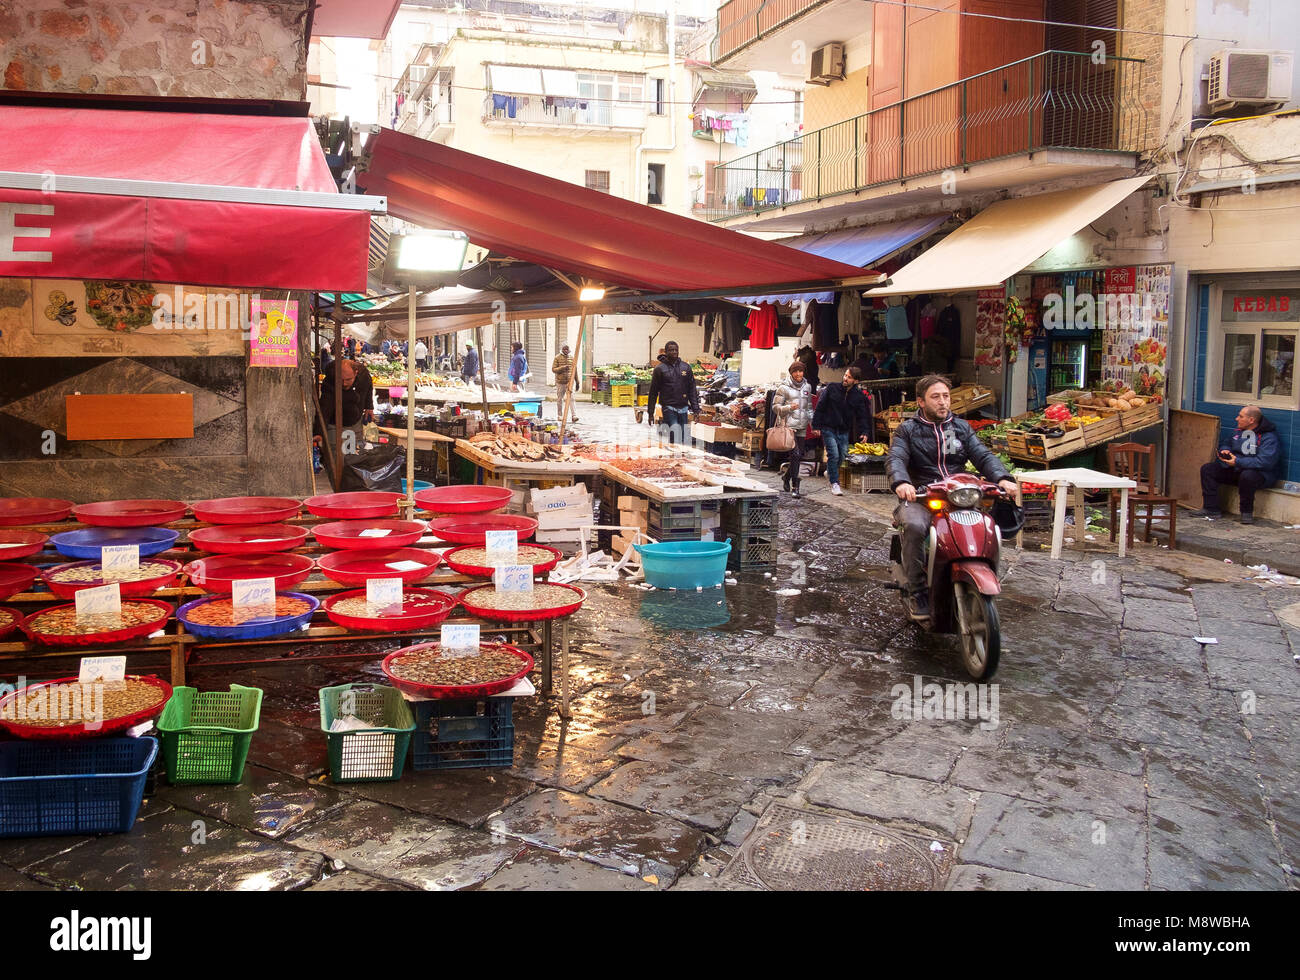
[770, 361, 813, 497]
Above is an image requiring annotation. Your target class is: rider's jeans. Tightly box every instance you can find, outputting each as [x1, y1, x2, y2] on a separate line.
[894, 499, 932, 593]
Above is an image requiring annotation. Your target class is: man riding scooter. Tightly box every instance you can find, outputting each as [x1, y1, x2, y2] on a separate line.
[889, 375, 1019, 621]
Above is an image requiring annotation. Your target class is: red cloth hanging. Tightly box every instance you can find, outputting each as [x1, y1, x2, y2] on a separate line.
[745, 302, 778, 349]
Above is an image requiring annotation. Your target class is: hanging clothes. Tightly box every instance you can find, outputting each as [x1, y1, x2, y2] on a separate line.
[702, 312, 716, 352]
[836, 290, 863, 342]
[919, 301, 939, 341]
[745, 303, 778, 349]
[885, 303, 911, 340]
[721, 311, 746, 353]
[938, 303, 962, 371]
[811, 300, 838, 350]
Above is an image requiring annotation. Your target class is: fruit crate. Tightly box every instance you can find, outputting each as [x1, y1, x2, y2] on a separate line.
[0, 737, 158, 837]
[726, 532, 776, 569]
[319, 684, 415, 783]
[721, 495, 778, 534]
[158, 684, 263, 785]
[410, 697, 515, 770]
[840, 462, 892, 492]
[611, 387, 637, 408]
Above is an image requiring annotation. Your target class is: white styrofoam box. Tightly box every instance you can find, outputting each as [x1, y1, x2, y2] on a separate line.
[526, 493, 592, 516]
[535, 508, 596, 531]
[528, 484, 589, 511]
[701, 530, 715, 542]
[535, 527, 595, 545]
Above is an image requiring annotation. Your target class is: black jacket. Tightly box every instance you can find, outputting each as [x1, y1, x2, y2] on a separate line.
[811, 381, 871, 438]
[888, 412, 1010, 490]
[320, 365, 373, 428]
[647, 354, 699, 415]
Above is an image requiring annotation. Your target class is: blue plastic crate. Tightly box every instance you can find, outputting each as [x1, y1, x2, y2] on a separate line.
[411, 697, 514, 770]
[0, 737, 158, 837]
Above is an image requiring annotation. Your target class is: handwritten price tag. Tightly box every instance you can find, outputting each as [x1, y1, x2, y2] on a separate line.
[75, 583, 122, 623]
[359, 528, 392, 538]
[366, 577, 403, 614]
[101, 544, 140, 581]
[485, 530, 518, 565]
[440, 623, 479, 653]
[79, 655, 126, 684]
[231, 577, 276, 623]
[493, 564, 534, 593]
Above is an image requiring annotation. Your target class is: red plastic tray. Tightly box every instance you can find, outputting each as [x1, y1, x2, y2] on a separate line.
[414, 485, 513, 514]
[458, 582, 586, 623]
[0, 497, 74, 526]
[191, 496, 301, 524]
[0, 606, 21, 640]
[41, 559, 183, 599]
[183, 553, 315, 594]
[0, 674, 173, 740]
[313, 519, 428, 551]
[322, 588, 458, 633]
[188, 524, 310, 555]
[316, 548, 442, 587]
[442, 544, 562, 578]
[73, 499, 188, 527]
[20, 599, 174, 648]
[303, 492, 403, 519]
[427, 514, 538, 545]
[0, 530, 49, 561]
[381, 641, 534, 699]
[0, 563, 39, 601]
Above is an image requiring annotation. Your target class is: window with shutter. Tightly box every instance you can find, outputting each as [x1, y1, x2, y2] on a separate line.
[585, 170, 610, 192]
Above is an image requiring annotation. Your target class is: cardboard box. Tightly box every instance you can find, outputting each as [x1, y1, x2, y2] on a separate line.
[535, 507, 595, 531]
[617, 495, 648, 513]
[692, 421, 743, 443]
[535, 527, 594, 545]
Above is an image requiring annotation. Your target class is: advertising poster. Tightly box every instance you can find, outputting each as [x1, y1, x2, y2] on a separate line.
[250, 298, 298, 367]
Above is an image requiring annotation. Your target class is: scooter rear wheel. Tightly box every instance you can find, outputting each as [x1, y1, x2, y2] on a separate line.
[954, 582, 1000, 680]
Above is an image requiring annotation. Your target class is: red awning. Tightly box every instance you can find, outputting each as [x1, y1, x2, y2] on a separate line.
[0, 107, 375, 290]
[359, 128, 868, 292]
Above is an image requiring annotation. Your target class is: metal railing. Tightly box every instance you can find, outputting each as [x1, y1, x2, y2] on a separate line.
[715, 0, 830, 65]
[482, 93, 647, 130]
[713, 50, 1147, 221]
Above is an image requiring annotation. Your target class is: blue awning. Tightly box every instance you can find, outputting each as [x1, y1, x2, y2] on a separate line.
[730, 213, 949, 305]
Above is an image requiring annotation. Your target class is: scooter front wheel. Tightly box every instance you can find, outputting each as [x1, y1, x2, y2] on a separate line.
[953, 582, 1000, 680]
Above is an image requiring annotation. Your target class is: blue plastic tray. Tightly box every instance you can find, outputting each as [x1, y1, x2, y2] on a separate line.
[0, 737, 158, 837]
[50, 526, 180, 560]
[177, 592, 320, 640]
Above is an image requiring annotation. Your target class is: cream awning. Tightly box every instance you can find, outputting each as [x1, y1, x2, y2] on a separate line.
[864, 176, 1150, 297]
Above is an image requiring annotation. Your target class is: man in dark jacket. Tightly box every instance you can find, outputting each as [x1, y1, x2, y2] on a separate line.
[889, 375, 1017, 619]
[811, 365, 871, 495]
[317, 359, 374, 457]
[646, 341, 699, 444]
[461, 343, 480, 385]
[1192, 405, 1281, 524]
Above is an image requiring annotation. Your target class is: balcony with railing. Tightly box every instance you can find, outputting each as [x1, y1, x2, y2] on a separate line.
[715, 0, 839, 66]
[482, 93, 647, 131]
[713, 50, 1147, 222]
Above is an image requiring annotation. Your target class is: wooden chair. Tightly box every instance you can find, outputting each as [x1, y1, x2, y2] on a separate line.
[1107, 442, 1177, 549]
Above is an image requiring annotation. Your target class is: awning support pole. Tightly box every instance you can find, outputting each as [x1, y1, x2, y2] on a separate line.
[476, 324, 490, 421]
[333, 321, 344, 490]
[404, 284, 417, 510]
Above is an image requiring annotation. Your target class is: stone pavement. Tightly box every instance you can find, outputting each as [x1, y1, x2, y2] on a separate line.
[1, 400, 1295, 890]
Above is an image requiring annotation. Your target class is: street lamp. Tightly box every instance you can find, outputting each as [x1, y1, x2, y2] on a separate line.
[381, 231, 471, 511]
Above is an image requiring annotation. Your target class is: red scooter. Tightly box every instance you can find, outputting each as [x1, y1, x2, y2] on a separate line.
[889, 473, 1015, 680]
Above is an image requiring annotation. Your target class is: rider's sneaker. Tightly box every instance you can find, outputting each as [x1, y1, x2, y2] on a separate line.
[908, 590, 931, 621]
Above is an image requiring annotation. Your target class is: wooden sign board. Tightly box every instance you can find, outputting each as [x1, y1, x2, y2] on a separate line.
[66, 393, 194, 441]
[1167, 409, 1220, 506]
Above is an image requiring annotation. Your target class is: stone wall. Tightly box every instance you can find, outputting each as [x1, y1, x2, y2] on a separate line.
[1121, 0, 1164, 156]
[0, 0, 310, 101]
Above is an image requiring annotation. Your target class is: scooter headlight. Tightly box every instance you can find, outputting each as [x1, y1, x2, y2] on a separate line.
[947, 486, 982, 508]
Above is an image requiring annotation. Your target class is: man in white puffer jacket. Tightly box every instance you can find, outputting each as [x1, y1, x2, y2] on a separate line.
[771, 361, 814, 498]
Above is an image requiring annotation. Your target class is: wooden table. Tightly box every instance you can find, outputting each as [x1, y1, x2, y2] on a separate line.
[377, 425, 455, 483]
[1013, 467, 1137, 559]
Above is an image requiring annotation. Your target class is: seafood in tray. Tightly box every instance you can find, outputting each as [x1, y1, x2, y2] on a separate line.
[0, 675, 173, 739]
[382, 641, 534, 699]
[21, 599, 173, 646]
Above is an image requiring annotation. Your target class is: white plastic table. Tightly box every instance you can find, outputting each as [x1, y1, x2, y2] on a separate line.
[1013, 467, 1138, 559]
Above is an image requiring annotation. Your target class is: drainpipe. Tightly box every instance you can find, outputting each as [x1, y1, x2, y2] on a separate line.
[634, 0, 676, 207]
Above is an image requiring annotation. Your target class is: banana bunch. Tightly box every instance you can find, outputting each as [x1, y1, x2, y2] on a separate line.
[850, 442, 889, 456]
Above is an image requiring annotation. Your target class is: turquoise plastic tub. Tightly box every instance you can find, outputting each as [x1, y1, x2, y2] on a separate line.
[513, 401, 542, 415]
[633, 540, 732, 590]
[401, 479, 433, 494]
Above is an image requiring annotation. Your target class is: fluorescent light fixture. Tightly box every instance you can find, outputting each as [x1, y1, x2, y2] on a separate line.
[578, 285, 606, 302]
[393, 231, 469, 272]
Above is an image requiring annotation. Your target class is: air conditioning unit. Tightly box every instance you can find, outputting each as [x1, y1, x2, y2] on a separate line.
[808, 42, 846, 86]
[1207, 49, 1293, 112]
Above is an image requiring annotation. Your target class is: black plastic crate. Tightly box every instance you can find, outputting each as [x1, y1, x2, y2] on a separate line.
[726, 532, 777, 569]
[721, 496, 778, 533]
[410, 697, 515, 771]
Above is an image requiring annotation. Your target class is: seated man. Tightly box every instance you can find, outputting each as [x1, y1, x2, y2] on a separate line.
[888, 375, 1018, 620]
[1192, 405, 1281, 524]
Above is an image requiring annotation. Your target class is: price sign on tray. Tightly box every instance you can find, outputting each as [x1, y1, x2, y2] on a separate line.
[493, 565, 533, 593]
[231, 577, 276, 623]
[79, 655, 126, 684]
[441, 623, 480, 655]
[485, 530, 518, 565]
[75, 583, 121, 623]
[366, 577, 403, 614]
[359, 528, 392, 538]
[100, 544, 140, 581]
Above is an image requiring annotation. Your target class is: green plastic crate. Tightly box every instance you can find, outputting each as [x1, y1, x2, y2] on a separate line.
[319, 684, 414, 783]
[157, 684, 263, 785]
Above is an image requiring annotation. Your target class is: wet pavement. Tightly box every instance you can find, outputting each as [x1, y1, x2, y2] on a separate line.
[1, 400, 1297, 890]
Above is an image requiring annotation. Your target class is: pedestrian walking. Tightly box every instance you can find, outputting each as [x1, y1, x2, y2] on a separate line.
[772, 361, 813, 497]
[508, 341, 528, 391]
[461, 343, 480, 385]
[811, 365, 871, 495]
[645, 341, 699, 444]
[414, 339, 428, 371]
[552, 344, 577, 422]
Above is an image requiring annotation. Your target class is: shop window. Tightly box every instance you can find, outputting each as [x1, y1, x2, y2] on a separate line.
[1208, 284, 1300, 409]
